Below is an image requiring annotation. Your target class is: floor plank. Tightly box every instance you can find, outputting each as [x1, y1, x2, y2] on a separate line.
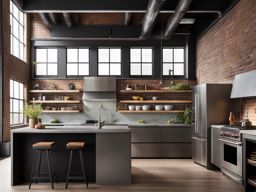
[0, 158, 243, 192]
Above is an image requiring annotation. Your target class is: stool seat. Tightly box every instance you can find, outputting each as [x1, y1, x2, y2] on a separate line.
[66, 142, 85, 149]
[32, 142, 55, 149]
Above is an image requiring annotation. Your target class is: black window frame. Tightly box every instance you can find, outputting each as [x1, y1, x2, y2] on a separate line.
[97, 47, 122, 76]
[129, 47, 154, 77]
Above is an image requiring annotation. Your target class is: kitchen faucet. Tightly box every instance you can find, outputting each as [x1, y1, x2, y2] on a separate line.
[98, 104, 104, 129]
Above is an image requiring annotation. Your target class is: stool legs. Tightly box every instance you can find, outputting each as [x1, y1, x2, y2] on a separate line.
[65, 150, 73, 189]
[46, 150, 54, 189]
[79, 150, 88, 189]
[35, 150, 42, 184]
[29, 151, 38, 189]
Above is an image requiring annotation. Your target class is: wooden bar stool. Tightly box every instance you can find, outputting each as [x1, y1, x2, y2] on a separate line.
[65, 142, 88, 189]
[29, 142, 58, 189]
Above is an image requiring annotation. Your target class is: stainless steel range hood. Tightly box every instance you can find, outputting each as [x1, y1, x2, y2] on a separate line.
[84, 77, 116, 92]
[231, 70, 256, 98]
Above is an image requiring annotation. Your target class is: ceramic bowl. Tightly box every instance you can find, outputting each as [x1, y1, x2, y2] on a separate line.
[128, 105, 135, 110]
[152, 96, 158, 100]
[155, 105, 164, 111]
[142, 105, 151, 111]
[164, 105, 174, 110]
[135, 106, 142, 111]
[132, 96, 140, 100]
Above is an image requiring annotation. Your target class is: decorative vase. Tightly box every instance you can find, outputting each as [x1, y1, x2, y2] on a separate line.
[29, 119, 37, 128]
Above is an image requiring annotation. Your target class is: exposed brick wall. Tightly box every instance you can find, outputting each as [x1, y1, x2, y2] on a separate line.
[30, 14, 50, 38]
[2, 0, 30, 142]
[196, 0, 256, 125]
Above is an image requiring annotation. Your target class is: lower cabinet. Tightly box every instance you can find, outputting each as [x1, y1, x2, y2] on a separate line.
[131, 126, 192, 158]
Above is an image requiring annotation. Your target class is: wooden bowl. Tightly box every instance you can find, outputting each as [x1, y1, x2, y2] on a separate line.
[132, 96, 140, 100]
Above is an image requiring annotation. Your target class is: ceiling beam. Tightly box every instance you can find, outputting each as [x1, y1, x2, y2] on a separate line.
[63, 13, 73, 27]
[124, 12, 132, 26]
[48, 13, 58, 24]
[38, 13, 52, 28]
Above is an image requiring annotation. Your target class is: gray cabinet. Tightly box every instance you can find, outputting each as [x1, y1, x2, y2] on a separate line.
[131, 125, 192, 158]
[211, 126, 221, 168]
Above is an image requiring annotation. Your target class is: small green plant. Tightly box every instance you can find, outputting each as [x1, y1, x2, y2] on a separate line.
[169, 83, 191, 91]
[24, 104, 42, 119]
[177, 109, 191, 124]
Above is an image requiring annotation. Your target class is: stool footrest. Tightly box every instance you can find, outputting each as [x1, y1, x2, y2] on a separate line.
[67, 176, 86, 180]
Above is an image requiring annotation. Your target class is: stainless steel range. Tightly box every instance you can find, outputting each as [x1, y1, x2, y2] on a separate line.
[219, 125, 256, 184]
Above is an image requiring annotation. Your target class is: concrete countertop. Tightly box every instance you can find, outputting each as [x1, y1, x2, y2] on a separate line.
[241, 130, 256, 136]
[211, 125, 226, 129]
[11, 125, 131, 134]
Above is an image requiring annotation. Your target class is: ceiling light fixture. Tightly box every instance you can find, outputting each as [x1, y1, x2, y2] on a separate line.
[180, 18, 196, 24]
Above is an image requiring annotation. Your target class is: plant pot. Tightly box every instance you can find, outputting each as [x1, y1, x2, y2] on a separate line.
[29, 119, 37, 128]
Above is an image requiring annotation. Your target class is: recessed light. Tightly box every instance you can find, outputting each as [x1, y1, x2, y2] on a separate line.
[180, 18, 196, 24]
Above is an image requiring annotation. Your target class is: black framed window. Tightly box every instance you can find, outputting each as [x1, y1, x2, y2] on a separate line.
[98, 48, 121, 76]
[162, 48, 185, 76]
[35, 48, 58, 76]
[10, 80, 24, 125]
[67, 48, 89, 76]
[130, 48, 153, 76]
[10, 0, 25, 60]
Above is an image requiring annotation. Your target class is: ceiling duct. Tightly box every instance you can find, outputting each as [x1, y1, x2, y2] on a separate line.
[48, 13, 58, 24]
[38, 13, 52, 28]
[63, 13, 73, 27]
[163, 0, 193, 39]
[140, 0, 166, 39]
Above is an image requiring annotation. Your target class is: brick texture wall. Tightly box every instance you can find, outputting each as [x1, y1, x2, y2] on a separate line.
[196, 0, 256, 125]
[2, 0, 30, 142]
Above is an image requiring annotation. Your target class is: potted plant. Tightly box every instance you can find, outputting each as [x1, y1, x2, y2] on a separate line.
[24, 104, 42, 128]
[177, 109, 191, 124]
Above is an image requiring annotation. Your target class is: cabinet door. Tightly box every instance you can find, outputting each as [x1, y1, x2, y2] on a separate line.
[211, 127, 221, 168]
[161, 127, 192, 142]
[131, 144, 161, 158]
[131, 128, 161, 143]
[161, 143, 192, 158]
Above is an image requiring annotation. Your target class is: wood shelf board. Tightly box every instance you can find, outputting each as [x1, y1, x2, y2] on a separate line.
[42, 110, 81, 113]
[119, 100, 192, 104]
[117, 110, 186, 113]
[30, 100, 81, 104]
[120, 90, 192, 93]
[30, 90, 81, 93]
[248, 178, 256, 187]
[247, 159, 256, 167]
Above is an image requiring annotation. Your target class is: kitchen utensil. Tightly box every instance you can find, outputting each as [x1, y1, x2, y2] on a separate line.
[140, 97, 144, 101]
[64, 96, 71, 101]
[132, 96, 140, 100]
[142, 105, 151, 111]
[152, 96, 158, 100]
[135, 106, 142, 111]
[126, 88, 132, 91]
[155, 105, 164, 111]
[68, 83, 75, 90]
[164, 105, 174, 110]
[128, 105, 135, 111]
[240, 119, 252, 127]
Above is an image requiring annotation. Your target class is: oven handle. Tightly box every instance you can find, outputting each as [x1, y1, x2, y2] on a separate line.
[192, 137, 206, 142]
[218, 138, 242, 146]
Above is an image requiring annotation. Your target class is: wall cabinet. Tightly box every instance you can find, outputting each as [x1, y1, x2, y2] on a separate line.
[131, 125, 192, 158]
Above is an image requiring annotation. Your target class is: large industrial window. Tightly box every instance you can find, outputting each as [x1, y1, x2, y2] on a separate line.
[10, 80, 24, 125]
[98, 48, 121, 76]
[67, 48, 89, 76]
[162, 48, 185, 76]
[130, 48, 153, 76]
[35, 48, 58, 76]
[10, 1, 25, 60]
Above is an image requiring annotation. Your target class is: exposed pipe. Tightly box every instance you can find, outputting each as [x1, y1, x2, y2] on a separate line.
[48, 13, 58, 24]
[124, 12, 132, 25]
[38, 13, 52, 28]
[63, 13, 73, 27]
[140, 0, 166, 39]
[163, 0, 193, 39]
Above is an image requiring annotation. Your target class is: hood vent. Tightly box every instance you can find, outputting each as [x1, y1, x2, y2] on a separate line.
[231, 70, 256, 99]
[84, 77, 116, 92]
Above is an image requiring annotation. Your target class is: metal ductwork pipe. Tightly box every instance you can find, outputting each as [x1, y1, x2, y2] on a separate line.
[48, 13, 58, 25]
[140, 0, 166, 39]
[124, 12, 132, 26]
[63, 13, 73, 27]
[163, 0, 193, 39]
[39, 13, 52, 28]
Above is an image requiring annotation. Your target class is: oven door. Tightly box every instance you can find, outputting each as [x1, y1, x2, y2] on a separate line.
[219, 138, 242, 178]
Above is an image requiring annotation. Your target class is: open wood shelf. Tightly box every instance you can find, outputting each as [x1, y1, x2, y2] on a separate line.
[248, 177, 256, 187]
[30, 90, 81, 93]
[118, 110, 186, 113]
[119, 100, 192, 104]
[30, 100, 81, 104]
[120, 90, 192, 93]
[42, 110, 80, 113]
[247, 159, 256, 167]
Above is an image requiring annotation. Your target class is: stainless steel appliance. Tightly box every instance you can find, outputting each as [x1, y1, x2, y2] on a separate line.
[219, 125, 256, 183]
[192, 84, 238, 169]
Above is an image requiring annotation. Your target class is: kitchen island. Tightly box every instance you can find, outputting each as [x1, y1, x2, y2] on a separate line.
[11, 125, 131, 186]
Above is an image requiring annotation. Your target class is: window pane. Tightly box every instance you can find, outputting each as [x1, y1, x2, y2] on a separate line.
[19, 114, 24, 124]
[19, 27, 24, 43]
[10, 113, 13, 124]
[13, 99, 19, 112]
[19, 100, 24, 113]
[130, 63, 141, 75]
[10, 1, 13, 15]
[130, 49, 141, 62]
[36, 64, 47, 75]
[36, 49, 47, 62]
[79, 64, 89, 75]
[13, 114, 19, 124]
[13, 3, 19, 19]
[67, 49, 78, 62]
[14, 81, 19, 98]
[98, 63, 109, 75]
[174, 49, 184, 62]
[19, 11, 24, 25]
[142, 48, 152, 62]
[98, 49, 109, 62]
[19, 83, 24, 99]
[10, 80, 13, 97]
[163, 63, 173, 76]
[163, 48, 173, 62]
[48, 64, 57, 75]
[79, 49, 89, 62]
[67, 64, 78, 75]
[13, 37, 19, 58]
[110, 64, 121, 75]
[110, 49, 121, 62]
[19, 43, 24, 61]
[174, 64, 184, 75]
[13, 19, 19, 38]
[10, 99, 13, 113]
[48, 49, 57, 62]
[142, 64, 152, 75]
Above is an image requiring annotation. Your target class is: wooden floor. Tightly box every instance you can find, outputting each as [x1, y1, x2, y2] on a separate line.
[0, 157, 243, 192]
